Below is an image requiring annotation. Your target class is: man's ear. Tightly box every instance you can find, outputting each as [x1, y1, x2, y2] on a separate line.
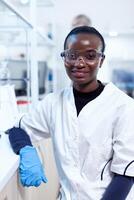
[99, 54, 105, 68]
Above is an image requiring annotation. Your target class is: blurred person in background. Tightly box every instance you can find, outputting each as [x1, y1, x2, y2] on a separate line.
[71, 14, 92, 28]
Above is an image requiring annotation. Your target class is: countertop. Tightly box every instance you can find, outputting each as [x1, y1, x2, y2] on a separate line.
[0, 131, 19, 192]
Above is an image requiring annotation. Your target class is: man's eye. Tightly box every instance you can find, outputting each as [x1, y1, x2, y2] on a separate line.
[68, 53, 76, 60]
[86, 51, 97, 60]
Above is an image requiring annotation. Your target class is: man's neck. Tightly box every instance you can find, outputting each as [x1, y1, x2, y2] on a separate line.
[73, 80, 99, 93]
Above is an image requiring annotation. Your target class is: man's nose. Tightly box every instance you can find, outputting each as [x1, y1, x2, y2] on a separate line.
[74, 56, 85, 67]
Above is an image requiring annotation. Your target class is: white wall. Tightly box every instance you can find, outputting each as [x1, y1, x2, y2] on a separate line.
[100, 35, 134, 81]
[2, 0, 134, 90]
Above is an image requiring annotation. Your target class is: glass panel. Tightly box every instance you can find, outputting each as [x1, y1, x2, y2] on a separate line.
[0, 0, 32, 28]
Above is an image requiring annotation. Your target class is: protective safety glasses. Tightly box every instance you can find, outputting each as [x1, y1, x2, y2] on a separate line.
[60, 49, 104, 64]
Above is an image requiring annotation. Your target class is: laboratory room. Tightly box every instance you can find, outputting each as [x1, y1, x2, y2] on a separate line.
[0, 0, 134, 200]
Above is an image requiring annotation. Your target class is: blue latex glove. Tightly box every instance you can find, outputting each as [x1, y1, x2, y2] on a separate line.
[19, 145, 48, 187]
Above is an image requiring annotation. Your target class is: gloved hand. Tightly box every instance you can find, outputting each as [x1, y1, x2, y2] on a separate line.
[19, 145, 48, 187]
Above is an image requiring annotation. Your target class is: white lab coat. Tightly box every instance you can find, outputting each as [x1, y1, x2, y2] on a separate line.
[19, 82, 134, 200]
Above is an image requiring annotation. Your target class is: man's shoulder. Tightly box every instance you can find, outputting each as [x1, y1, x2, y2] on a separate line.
[106, 82, 134, 106]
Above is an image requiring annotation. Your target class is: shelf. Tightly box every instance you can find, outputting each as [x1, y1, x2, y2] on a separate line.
[0, 28, 54, 46]
[0, 0, 55, 47]
[36, 27, 55, 46]
[0, 0, 55, 106]
[0, 0, 33, 28]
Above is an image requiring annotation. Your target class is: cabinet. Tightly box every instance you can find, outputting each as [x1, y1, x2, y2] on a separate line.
[0, 172, 18, 200]
[0, 1, 59, 200]
[108, 59, 134, 98]
[18, 139, 59, 200]
[0, 109, 59, 200]
[0, 0, 55, 108]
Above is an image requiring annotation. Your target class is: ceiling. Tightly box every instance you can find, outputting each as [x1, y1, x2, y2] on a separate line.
[54, 0, 134, 34]
[0, 0, 134, 46]
[1, 0, 134, 33]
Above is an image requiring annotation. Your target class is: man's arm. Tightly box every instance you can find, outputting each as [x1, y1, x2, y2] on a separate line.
[8, 127, 47, 187]
[8, 127, 32, 154]
[102, 174, 134, 200]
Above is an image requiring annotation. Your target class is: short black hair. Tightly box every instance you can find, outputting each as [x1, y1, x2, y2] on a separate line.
[64, 26, 105, 53]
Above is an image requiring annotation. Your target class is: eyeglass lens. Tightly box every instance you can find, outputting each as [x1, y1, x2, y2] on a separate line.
[62, 49, 102, 62]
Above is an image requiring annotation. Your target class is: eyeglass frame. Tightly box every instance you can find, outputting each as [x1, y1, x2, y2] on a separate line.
[60, 49, 104, 64]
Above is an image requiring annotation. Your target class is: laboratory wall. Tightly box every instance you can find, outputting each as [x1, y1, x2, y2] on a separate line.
[0, 0, 134, 200]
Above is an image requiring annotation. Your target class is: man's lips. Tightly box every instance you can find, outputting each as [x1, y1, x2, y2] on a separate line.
[71, 70, 89, 78]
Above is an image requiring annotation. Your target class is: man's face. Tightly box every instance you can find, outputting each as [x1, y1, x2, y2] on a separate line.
[63, 33, 105, 91]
